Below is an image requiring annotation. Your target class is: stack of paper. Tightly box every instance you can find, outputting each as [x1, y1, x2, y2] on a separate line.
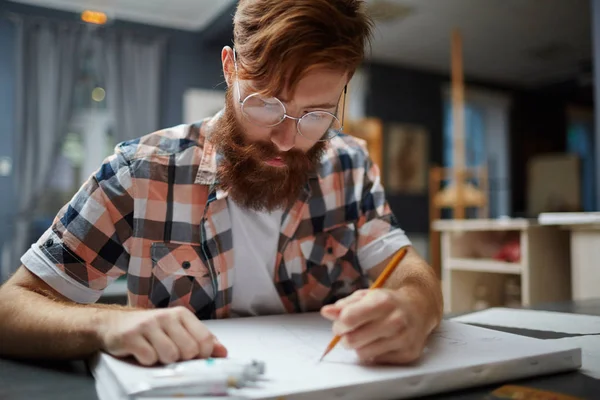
[453, 307, 600, 380]
[91, 312, 581, 400]
[538, 212, 600, 225]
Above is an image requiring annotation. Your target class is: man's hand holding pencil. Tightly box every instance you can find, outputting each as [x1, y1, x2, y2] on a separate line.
[320, 246, 441, 365]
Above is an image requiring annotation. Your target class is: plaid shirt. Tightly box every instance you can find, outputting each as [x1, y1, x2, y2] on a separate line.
[22, 112, 406, 320]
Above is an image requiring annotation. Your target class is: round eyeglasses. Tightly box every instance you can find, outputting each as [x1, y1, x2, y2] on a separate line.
[233, 50, 345, 143]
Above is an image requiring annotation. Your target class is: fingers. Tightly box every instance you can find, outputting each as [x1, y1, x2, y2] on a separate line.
[125, 336, 159, 366]
[211, 337, 228, 358]
[102, 318, 160, 366]
[162, 317, 201, 361]
[177, 307, 226, 359]
[351, 324, 425, 365]
[354, 335, 414, 363]
[321, 290, 368, 320]
[332, 290, 396, 335]
[341, 313, 406, 350]
[103, 307, 226, 365]
[144, 325, 180, 365]
[372, 344, 423, 365]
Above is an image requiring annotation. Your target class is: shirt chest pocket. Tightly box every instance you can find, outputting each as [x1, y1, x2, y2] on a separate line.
[149, 242, 216, 318]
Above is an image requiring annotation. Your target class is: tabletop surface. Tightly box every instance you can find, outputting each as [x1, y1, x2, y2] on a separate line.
[2, 299, 600, 400]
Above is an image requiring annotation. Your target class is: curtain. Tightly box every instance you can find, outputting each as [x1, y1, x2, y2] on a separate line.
[2, 19, 82, 281]
[100, 33, 166, 144]
[442, 101, 486, 168]
[2, 20, 166, 282]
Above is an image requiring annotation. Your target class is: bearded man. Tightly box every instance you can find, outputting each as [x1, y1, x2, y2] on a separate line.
[0, 0, 442, 367]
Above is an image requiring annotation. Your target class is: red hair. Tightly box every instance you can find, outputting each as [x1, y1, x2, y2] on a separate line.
[233, 0, 374, 97]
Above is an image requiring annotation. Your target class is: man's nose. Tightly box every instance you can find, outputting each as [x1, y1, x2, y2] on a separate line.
[270, 117, 297, 152]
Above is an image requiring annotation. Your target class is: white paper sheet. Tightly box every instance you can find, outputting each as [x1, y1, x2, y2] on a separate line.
[92, 312, 581, 400]
[551, 336, 600, 379]
[452, 308, 600, 335]
[207, 313, 579, 399]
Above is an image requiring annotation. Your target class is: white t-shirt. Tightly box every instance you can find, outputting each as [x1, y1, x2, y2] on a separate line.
[228, 199, 287, 317]
[227, 199, 412, 318]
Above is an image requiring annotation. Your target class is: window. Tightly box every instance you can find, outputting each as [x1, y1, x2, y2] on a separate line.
[567, 108, 596, 211]
[442, 86, 512, 218]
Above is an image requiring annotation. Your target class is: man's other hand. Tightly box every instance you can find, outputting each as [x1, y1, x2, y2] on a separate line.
[97, 306, 227, 366]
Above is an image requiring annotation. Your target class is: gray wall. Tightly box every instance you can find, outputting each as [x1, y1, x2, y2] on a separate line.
[365, 62, 444, 234]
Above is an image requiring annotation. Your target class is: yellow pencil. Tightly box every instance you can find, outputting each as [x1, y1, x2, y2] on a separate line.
[319, 246, 409, 362]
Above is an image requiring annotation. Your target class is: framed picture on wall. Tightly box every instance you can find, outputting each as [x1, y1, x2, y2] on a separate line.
[385, 123, 429, 194]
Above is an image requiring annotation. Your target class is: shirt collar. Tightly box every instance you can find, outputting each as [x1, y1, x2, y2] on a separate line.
[194, 110, 222, 186]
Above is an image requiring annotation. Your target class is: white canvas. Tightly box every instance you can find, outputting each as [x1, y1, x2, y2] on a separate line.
[91, 312, 581, 400]
[553, 336, 600, 379]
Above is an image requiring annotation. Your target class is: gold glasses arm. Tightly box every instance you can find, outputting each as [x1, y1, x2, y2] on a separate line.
[232, 48, 244, 105]
[339, 85, 347, 131]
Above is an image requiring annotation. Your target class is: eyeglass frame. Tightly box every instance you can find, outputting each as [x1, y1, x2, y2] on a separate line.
[232, 48, 346, 143]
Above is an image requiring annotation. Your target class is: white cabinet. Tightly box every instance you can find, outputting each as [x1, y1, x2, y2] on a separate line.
[433, 218, 572, 314]
[538, 212, 600, 301]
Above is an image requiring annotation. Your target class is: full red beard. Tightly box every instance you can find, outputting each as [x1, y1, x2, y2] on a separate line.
[210, 89, 327, 212]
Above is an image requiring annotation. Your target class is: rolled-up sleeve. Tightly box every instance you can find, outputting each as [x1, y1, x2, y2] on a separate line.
[356, 154, 411, 271]
[21, 149, 134, 303]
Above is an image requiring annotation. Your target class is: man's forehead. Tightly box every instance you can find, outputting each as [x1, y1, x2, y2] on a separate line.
[275, 69, 348, 105]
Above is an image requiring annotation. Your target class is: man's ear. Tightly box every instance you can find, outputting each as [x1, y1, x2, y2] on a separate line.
[222, 46, 235, 87]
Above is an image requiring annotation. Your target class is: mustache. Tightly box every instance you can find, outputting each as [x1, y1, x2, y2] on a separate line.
[224, 131, 314, 170]
[210, 86, 326, 212]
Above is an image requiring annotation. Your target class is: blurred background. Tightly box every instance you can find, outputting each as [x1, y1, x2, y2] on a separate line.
[0, 0, 597, 311]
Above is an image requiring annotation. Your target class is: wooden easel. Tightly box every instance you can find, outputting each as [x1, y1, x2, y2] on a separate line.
[429, 29, 489, 278]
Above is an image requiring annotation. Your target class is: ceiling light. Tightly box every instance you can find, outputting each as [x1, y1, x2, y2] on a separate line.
[81, 10, 108, 25]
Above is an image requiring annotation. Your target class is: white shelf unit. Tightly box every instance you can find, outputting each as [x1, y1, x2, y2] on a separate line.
[539, 212, 600, 301]
[433, 218, 572, 314]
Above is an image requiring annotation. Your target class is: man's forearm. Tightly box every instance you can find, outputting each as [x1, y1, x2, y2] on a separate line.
[0, 283, 127, 360]
[384, 247, 443, 332]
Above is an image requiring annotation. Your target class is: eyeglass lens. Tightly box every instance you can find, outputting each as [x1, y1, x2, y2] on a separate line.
[241, 94, 341, 141]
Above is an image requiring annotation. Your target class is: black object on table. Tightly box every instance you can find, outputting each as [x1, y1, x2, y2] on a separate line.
[1, 299, 600, 400]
